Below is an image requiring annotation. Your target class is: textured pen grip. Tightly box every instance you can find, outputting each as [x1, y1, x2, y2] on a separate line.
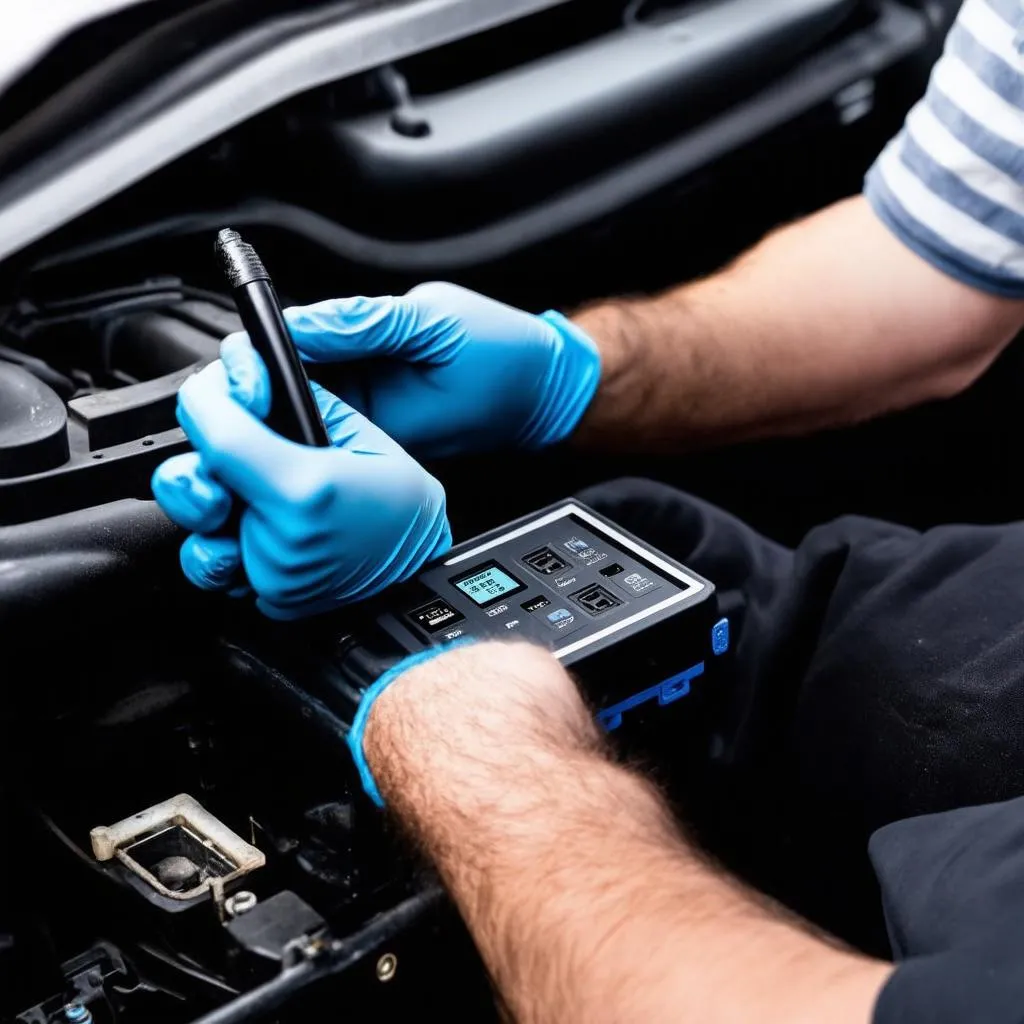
[215, 228, 269, 288]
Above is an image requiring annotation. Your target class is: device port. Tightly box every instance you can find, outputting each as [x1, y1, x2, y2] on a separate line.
[570, 583, 622, 616]
[523, 546, 569, 575]
[409, 598, 465, 633]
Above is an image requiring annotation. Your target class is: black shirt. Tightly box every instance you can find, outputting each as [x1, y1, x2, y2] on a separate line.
[577, 479, 1024, 1018]
[873, 796, 1024, 1022]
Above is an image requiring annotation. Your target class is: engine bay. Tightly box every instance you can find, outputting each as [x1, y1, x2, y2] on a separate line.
[0, 0, 966, 1019]
[2, 582, 487, 1022]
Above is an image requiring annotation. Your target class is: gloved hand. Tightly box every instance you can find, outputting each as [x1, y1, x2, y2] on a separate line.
[269, 282, 601, 458]
[151, 335, 452, 620]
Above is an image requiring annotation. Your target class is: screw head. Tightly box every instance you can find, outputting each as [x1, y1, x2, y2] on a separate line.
[225, 891, 258, 917]
[64, 1004, 91, 1023]
[376, 952, 398, 982]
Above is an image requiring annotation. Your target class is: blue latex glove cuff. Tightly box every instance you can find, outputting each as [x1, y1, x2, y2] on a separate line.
[346, 639, 475, 808]
[524, 310, 602, 449]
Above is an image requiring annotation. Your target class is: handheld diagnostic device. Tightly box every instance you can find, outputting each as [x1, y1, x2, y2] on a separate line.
[375, 500, 725, 732]
[226, 500, 729, 767]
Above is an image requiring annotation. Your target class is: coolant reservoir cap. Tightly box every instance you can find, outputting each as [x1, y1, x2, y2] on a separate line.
[0, 363, 69, 478]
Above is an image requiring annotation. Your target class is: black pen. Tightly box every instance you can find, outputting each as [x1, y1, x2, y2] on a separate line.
[215, 229, 330, 448]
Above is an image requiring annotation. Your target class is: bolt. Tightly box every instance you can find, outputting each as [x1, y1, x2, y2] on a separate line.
[64, 1004, 93, 1023]
[376, 952, 398, 983]
[225, 891, 258, 917]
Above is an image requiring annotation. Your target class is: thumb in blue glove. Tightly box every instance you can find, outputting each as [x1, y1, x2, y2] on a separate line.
[151, 334, 452, 620]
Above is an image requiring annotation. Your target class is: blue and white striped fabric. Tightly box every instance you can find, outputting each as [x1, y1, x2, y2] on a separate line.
[865, 0, 1024, 298]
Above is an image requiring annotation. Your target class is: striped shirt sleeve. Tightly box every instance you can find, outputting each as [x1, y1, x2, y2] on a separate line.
[864, 0, 1024, 298]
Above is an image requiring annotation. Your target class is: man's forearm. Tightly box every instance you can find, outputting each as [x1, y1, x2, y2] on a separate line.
[572, 196, 1024, 451]
[364, 642, 890, 1024]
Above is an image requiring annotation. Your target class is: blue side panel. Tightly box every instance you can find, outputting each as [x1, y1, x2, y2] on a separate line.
[596, 661, 705, 732]
[711, 617, 730, 656]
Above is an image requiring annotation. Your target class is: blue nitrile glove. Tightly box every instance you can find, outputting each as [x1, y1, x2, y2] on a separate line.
[264, 282, 601, 459]
[151, 335, 452, 620]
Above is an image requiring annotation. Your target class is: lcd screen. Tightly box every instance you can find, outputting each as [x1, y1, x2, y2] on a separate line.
[452, 563, 525, 606]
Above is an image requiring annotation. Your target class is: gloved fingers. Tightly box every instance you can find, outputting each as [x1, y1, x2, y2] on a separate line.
[240, 501, 388, 613]
[309, 381, 408, 458]
[220, 333, 271, 420]
[254, 577, 339, 619]
[255, 594, 337, 621]
[242, 516, 331, 578]
[242, 520, 338, 620]
[179, 534, 247, 594]
[284, 289, 456, 364]
[177, 361, 319, 508]
[221, 322, 371, 424]
[315, 375, 372, 423]
[328, 362, 464, 457]
[151, 452, 234, 534]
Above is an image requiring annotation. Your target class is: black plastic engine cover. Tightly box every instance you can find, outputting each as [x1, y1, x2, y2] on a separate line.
[0, 364, 69, 479]
[312, 0, 863, 233]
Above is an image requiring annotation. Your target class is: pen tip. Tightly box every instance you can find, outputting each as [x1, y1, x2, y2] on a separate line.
[215, 227, 241, 250]
[214, 228, 267, 287]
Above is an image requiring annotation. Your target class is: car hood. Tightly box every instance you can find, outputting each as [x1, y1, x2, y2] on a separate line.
[0, 0, 570, 265]
[1, 0, 156, 94]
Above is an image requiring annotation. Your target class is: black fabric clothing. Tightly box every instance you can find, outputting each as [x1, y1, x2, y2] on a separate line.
[871, 797, 1024, 1022]
[577, 479, 1024, 1013]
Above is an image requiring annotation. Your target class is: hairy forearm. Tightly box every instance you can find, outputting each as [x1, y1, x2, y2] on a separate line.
[364, 642, 890, 1024]
[572, 196, 1024, 451]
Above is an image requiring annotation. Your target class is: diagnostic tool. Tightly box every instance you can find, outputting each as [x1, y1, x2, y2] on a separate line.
[373, 500, 726, 733]
[226, 500, 729, 768]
